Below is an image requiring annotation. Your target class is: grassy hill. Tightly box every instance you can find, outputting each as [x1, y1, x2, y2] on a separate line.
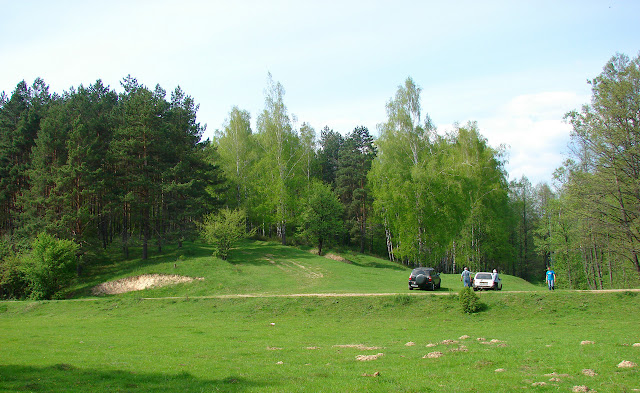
[71, 240, 541, 298]
[2, 241, 639, 392]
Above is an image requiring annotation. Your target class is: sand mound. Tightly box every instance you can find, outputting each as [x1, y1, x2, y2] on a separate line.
[356, 353, 384, 361]
[92, 274, 203, 295]
[618, 360, 637, 368]
[334, 344, 382, 350]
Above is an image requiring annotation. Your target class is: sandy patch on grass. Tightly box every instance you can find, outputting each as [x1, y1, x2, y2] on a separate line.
[92, 274, 203, 295]
[356, 353, 384, 361]
[423, 351, 444, 359]
[582, 369, 598, 377]
[441, 339, 459, 345]
[334, 344, 382, 350]
[618, 360, 637, 368]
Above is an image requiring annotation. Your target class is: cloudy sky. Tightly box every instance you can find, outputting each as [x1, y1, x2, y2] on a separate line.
[2, 0, 638, 184]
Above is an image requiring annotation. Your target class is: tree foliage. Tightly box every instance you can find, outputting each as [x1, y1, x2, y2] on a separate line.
[543, 52, 640, 287]
[199, 208, 252, 260]
[2, 55, 640, 298]
[299, 181, 344, 255]
[21, 232, 79, 300]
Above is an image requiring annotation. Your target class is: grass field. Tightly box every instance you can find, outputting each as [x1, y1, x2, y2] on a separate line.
[70, 240, 540, 298]
[1, 241, 639, 392]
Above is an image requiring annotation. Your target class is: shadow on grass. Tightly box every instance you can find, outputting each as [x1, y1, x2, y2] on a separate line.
[348, 258, 407, 271]
[225, 240, 317, 267]
[70, 242, 217, 297]
[0, 363, 270, 393]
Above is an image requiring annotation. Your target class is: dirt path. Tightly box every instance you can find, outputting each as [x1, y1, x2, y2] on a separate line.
[133, 288, 640, 301]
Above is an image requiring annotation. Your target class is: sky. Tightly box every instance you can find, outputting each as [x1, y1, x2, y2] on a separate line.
[1, 0, 639, 185]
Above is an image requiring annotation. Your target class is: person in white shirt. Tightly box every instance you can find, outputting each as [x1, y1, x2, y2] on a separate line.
[491, 269, 500, 289]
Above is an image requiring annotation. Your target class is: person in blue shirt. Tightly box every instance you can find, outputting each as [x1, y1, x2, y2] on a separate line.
[545, 267, 556, 290]
[460, 267, 472, 288]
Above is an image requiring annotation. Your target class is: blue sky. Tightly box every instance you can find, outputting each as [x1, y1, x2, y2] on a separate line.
[2, 0, 638, 185]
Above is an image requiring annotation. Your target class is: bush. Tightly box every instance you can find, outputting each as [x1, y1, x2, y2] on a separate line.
[0, 253, 28, 300]
[459, 286, 481, 314]
[199, 208, 254, 260]
[22, 233, 79, 300]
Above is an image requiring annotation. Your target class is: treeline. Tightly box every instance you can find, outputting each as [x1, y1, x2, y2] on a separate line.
[537, 53, 640, 289]
[0, 76, 222, 298]
[2, 53, 639, 299]
[213, 75, 541, 280]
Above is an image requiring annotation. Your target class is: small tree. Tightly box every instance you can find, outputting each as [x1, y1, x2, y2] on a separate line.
[459, 286, 481, 314]
[200, 208, 252, 260]
[299, 181, 344, 255]
[22, 232, 79, 300]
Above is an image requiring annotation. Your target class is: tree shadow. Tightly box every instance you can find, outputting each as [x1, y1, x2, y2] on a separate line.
[69, 242, 217, 297]
[225, 240, 317, 267]
[348, 258, 408, 271]
[0, 363, 271, 393]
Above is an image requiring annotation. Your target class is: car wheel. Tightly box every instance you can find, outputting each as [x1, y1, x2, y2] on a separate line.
[409, 286, 413, 290]
[430, 282, 435, 291]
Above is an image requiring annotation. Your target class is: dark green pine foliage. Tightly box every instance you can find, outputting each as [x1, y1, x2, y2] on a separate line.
[335, 126, 376, 253]
[110, 77, 167, 259]
[0, 79, 50, 236]
[317, 126, 344, 187]
[24, 81, 118, 268]
[158, 87, 219, 250]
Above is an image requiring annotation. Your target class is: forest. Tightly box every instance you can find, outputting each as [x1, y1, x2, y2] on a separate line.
[1, 53, 639, 299]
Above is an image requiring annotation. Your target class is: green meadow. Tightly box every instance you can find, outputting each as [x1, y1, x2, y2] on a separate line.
[1, 241, 639, 392]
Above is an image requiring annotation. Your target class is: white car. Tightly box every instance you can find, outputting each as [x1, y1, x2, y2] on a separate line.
[472, 272, 502, 291]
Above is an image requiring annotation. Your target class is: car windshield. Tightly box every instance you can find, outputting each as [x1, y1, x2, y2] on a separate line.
[475, 273, 492, 279]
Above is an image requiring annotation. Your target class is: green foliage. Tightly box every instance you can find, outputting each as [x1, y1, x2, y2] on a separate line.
[21, 233, 79, 300]
[299, 181, 344, 255]
[459, 286, 481, 313]
[0, 241, 27, 299]
[199, 209, 252, 260]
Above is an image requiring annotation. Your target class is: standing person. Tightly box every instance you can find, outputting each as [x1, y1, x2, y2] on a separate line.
[545, 267, 556, 291]
[461, 267, 472, 288]
[491, 269, 500, 290]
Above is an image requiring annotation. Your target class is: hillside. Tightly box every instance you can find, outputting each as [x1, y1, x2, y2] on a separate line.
[73, 240, 541, 299]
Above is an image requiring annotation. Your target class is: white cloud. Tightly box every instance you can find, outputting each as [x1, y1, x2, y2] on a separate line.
[441, 91, 589, 185]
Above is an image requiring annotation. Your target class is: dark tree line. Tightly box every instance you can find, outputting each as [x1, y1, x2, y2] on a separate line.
[0, 76, 222, 295]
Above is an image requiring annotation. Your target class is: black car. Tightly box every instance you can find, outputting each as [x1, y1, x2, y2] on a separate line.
[408, 268, 441, 290]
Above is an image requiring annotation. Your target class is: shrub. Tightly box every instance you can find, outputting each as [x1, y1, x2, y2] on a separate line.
[0, 253, 28, 300]
[21, 233, 79, 300]
[199, 208, 254, 260]
[459, 286, 481, 314]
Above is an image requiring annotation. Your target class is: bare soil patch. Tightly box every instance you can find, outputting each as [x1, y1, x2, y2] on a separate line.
[92, 274, 203, 295]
